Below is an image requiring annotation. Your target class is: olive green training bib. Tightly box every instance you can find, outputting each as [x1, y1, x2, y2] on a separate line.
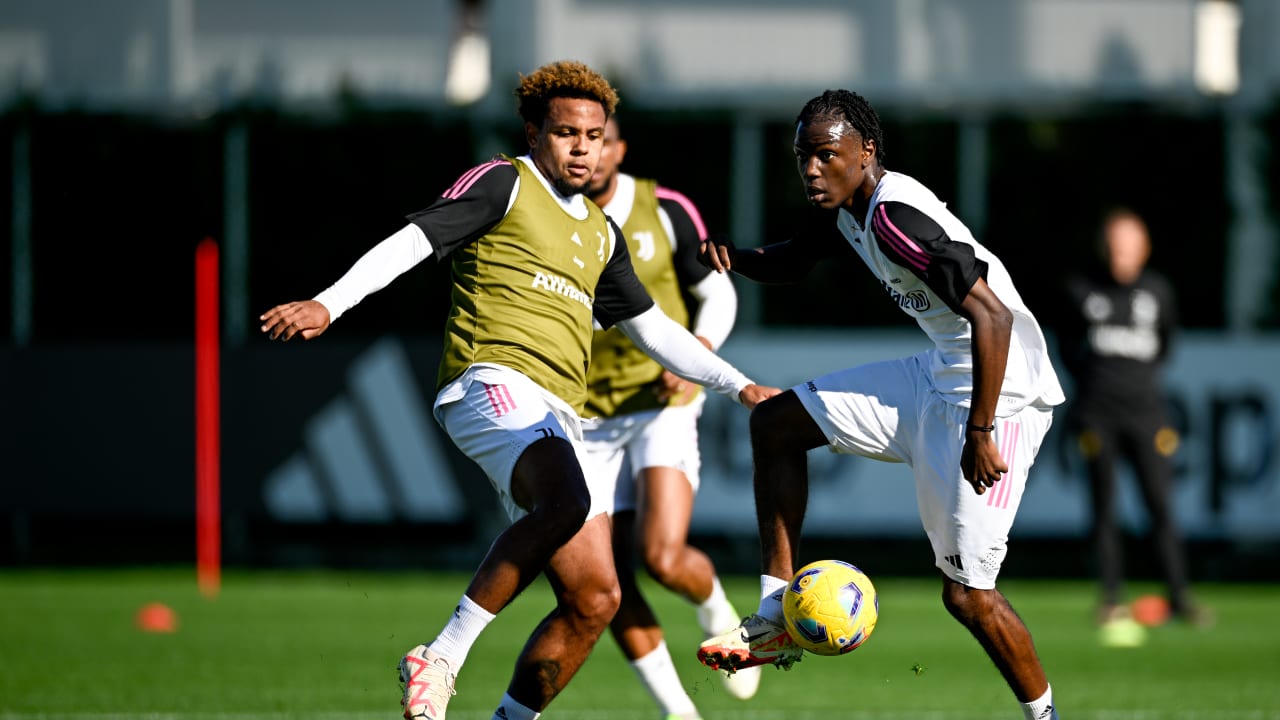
[437, 157, 613, 414]
[584, 178, 691, 418]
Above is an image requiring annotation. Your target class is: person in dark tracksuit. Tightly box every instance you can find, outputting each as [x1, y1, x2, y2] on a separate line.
[1061, 207, 1208, 646]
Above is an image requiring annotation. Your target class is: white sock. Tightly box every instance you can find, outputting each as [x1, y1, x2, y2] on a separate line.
[429, 594, 495, 665]
[757, 575, 788, 622]
[630, 641, 698, 716]
[1021, 684, 1058, 720]
[493, 692, 540, 720]
[695, 576, 739, 635]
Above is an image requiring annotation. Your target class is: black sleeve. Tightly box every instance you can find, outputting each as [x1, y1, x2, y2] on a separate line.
[593, 217, 656, 328]
[790, 206, 852, 259]
[869, 200, 987, 312]
[659, 194, 713, 287]
[405, 159, 518, 259]
[730, 207, 850, 284]
[1149, 270, 1178, 364]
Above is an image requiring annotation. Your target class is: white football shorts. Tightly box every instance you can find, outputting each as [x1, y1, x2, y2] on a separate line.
[434, 363, 610, 523]
[793, 352, 1054, 589]
[580, 392, 705, 514]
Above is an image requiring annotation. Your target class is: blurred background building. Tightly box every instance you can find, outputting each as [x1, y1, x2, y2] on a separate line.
[2, 0, 1278, 577]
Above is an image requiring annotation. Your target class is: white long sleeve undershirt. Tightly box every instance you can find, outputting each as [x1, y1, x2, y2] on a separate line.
[312, 223, 433, 322]
[686, 269, 737, 350]
[616, 304, 753, 402]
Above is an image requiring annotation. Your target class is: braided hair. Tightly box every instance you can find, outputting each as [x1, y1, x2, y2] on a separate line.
[796, 89, 886, 165]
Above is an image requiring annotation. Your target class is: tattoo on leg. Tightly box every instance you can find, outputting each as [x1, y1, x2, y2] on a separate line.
[533, 659, 564, 697]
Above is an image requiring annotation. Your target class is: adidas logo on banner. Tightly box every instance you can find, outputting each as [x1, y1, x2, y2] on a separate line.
[264, 337, 467, 523]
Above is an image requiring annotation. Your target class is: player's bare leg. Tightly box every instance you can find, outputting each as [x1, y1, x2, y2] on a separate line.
[639, 466, 761, 695]
[502, 512, 620, 714]
[402, 437, 593, 719]
[698, 391, 825, 673]
[635, 467, 714, 604]
[610, 509, 662, 659]
[465, 437, 594, 614]
[750, 391, 828, 581]
[609, 510, 703, 718]
[941, 578, 1049, 702]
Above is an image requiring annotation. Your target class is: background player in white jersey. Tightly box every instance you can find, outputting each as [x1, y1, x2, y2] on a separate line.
[695, 90, 1066, 720]
[582, 116, 760, 718]
[260, 61, 779, 720]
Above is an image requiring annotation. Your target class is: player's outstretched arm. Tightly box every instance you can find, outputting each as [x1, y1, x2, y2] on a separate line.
[737, 383, 782, 409]
[653, 336, 712, 405]
[260, 300, 331, 342]
[259, 223, 433, 343]
[616, 305, 780, 409]
[697, 234, 737, 273]
[655, 271, 738, 404]
[698, 235, 820, 284]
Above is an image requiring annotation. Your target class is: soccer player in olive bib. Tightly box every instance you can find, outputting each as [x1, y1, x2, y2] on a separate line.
[260, 61, 779, 720]
[582, 116, 760, 719]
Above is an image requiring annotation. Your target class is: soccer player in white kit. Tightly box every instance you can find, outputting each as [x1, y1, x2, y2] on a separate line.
[696, 90, 1066, 720]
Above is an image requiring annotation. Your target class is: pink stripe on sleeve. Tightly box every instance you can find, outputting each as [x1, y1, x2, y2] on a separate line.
[655, 186, 708, 241]
[872, 204, 929, 271]
[443, 159, 510, 200]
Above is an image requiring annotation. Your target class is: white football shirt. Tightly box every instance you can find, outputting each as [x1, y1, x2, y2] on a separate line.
[837, 171, 1065, 414]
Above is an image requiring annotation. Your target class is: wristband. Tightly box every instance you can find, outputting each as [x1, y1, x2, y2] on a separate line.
[966, 422, 995, 433]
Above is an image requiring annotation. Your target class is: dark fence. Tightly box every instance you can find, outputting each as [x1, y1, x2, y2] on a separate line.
[2, 103, 1271, 345]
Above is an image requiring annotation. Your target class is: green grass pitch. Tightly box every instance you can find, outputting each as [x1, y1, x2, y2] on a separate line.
[1, 567, 1278, 719]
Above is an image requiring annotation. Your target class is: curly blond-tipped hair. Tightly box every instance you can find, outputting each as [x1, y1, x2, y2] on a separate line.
[515, 60, 619, 126]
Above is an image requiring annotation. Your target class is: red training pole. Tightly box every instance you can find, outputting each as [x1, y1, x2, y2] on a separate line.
[195, 237, 221, 598]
